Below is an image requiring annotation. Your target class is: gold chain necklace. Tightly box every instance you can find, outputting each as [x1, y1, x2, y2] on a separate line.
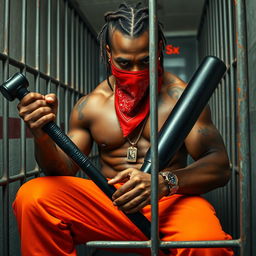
[126, 118, 147, 163]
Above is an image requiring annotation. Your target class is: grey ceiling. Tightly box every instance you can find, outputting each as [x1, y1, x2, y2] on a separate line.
[76, 0, 205, 36]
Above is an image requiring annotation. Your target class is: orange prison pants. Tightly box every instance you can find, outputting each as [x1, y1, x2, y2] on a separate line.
[13, 176, 234, 256]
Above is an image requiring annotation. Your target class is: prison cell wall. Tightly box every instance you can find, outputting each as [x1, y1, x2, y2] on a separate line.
[163, 36, 198, 83]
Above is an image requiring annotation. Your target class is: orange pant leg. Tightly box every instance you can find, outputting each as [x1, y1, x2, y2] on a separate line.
[13, 176, 234, 256]
[142, 195, 234, 256]
[13, 176, 149, 256]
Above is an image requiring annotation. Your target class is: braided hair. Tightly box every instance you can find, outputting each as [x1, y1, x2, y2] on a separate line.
[98, 2, 166, 90]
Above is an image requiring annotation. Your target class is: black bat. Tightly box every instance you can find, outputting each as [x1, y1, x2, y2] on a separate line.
[141, 56, 227, 173]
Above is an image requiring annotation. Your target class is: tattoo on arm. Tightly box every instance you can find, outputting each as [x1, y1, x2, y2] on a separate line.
[167, 86, 183, 100]
[198, 127, 210, 136]
[169, 77, 176, 84]
[76, 96, 88, 120]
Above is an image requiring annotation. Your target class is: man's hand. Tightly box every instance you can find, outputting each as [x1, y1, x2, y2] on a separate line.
[17, 92, 58, 139]
[108, 168, 169, 213]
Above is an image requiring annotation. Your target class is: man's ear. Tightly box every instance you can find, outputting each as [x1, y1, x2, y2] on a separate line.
[106, 45, 111, 60]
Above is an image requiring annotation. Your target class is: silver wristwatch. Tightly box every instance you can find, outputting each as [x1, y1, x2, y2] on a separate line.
[159, 171, 179, 196]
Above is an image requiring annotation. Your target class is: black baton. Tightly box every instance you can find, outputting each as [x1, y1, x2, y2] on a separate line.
[0, 74, 154, 240]
[141, 56, 227, 173]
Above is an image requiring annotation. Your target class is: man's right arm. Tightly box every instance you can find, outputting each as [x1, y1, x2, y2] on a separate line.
[18, 92, 93, 176]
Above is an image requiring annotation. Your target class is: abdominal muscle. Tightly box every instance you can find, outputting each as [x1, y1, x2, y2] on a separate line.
[99, 136, 187, 179]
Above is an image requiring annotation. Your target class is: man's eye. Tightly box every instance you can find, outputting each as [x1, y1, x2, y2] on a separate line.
[119, 61, 129, 66]
[143, 59, 149, 64]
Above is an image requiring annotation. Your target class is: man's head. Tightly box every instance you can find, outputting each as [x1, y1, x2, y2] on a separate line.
[98, 2, 165, 88]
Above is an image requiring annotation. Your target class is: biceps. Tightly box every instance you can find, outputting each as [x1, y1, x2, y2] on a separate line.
[67, 128, 93, 156]
[185, 124, 226, 160]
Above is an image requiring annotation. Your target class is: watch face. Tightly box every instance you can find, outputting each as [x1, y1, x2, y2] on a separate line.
[167, 172, 177, 186]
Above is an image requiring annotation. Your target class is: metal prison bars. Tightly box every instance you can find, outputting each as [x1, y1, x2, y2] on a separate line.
[0, 1, 251, 256]
[198, 0, 251, 255]
[86, 0, 250, 256]
[197, 0, 239, 240]
[0, 0, 100, 255]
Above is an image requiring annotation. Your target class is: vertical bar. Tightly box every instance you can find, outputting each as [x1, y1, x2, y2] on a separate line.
[56, 0, 60, 81]
[64, 0, 68, 85]
[235, 1, 251, 255]
[20, 0, 27, 180]
[34, 0, 40, 176]
[216, 0, 221, 216]
[2, 0, 10, 255]
[208, 0, 212, 56]
[88, 34, 91, 91]
[80, 21, 84, 94]
[47, 0, 51, 76]
[218, 0, 226, 226]
[64, 87, 69, 133]
[56, 0, 61, 126]
[75, 16, 79, 91]
[47, 0, 52, 98]
[83, 27, 88, 94]
[70, 9, 74, 88]
[149, 0, 159, 255]
[92, 40, 95, 89]
[35, 0, 40, 71]
[222, 0, 232, 233]
[228, 0, 238, 238]
[211, 0, 217, 128]
[212, 0, 220, 213]
[21, 0, 27, 64]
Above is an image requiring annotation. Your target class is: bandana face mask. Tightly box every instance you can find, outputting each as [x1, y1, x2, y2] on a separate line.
[111, 60, 163, 137]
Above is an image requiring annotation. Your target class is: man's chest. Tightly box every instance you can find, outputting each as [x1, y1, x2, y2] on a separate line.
[89, 95, 174, 150]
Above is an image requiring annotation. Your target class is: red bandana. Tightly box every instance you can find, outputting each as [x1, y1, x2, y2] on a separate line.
[111, 61, 163, 137]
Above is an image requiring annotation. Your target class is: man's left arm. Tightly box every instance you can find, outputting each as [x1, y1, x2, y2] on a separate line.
[171, 105, 231, 195]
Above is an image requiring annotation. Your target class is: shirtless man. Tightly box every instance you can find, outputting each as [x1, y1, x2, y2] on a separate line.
[13, 3, 234, 256]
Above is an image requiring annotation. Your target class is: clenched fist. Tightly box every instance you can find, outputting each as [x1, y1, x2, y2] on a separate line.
[17, 92, 58, 139]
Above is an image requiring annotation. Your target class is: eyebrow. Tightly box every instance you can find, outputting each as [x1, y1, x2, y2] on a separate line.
[140, 56, 149, 61]
[115, 57, 130, 62]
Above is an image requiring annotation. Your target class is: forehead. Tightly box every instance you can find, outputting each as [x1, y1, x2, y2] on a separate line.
[109, 29, 149, 54]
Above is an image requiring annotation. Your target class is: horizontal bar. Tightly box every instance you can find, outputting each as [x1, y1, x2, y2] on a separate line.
[0, 168, 40, 185]
[160, 240, 241, 248]
[86, 239, 241, 249]
[86, 241, 151, 249]
[0, 153, 99, 186]
[0, 52, 83, 96]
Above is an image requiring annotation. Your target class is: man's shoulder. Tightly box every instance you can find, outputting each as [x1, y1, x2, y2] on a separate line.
[163, 71, 186, 89]
[75, 78, 114, 115]
[70, 78, 114, 128]
[161, 71, 186, 101]
[85, 78, 114, 106]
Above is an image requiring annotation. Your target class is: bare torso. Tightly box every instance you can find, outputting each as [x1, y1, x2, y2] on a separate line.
[79, 71, 188, 179]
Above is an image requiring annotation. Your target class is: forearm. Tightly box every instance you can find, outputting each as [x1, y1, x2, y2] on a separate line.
[34, 134, 78, 176]
[171, 152, 231, 195]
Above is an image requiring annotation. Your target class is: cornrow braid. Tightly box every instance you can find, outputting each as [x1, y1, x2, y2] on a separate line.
[98, 2, 166, 90]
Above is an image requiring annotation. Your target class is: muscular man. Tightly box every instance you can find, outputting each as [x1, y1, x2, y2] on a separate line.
[13, 3, 233, 256]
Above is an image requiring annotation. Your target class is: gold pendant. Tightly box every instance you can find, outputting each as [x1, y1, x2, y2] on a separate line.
[126, 146, 137, 163]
